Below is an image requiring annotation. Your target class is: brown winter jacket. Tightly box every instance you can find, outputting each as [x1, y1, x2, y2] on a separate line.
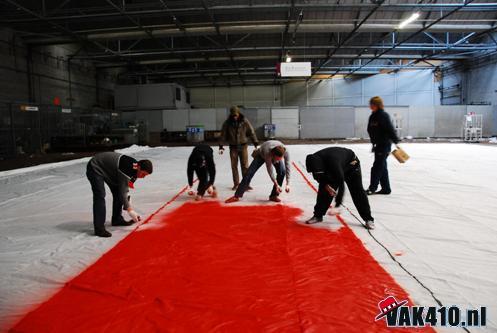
[219, 113, 259, 148]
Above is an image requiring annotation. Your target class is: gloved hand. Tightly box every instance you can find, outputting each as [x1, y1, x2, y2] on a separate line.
[207, 185, 218, 198]
[187, 186, 195, 196]
[285, 185, 291, 193]
[127, 209, 141, 223]
[324, 184, 337, 196]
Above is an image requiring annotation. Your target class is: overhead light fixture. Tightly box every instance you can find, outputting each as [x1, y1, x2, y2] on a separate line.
[398, 12, 420, 29]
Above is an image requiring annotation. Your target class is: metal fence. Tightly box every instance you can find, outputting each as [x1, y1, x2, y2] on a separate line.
[0, 102, 123, 159]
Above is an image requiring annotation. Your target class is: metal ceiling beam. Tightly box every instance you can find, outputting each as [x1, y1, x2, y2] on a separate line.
[200, 0, 245, 84]
[75, 43, 496, 61]
[1, 0, 120, 56]
[313, 0, 384, 74]
[345, 0, 476, 77]
[122, 64, 434, 77]
[94, 52, 470, 68]
[22, 23, 496, 45]
[3, 2, 497, 23]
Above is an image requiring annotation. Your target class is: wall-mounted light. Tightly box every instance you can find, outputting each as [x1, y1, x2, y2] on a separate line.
[398, 12, 420, 29]
[285, 56, 292, 63]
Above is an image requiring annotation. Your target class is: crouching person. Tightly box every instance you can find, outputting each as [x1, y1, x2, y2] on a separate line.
[86, 152, 153, 237]
[305, 147, 375, 230]
[225, 140, 290, 203]
[187, 144, 217, 201]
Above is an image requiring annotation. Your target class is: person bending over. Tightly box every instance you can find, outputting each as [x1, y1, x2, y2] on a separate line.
[187, 144, 217, 201]
[305, 147, 375, 230]
[219, 106, 259, 190]
[225, 140, 290, 203]
[366, 96, 400, 195]
[86, 152, 153, 237]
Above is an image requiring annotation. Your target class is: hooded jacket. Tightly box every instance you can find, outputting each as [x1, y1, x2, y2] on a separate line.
[219, 113, 258, 147]
[187, 144, 216, 188]
[306, 147, 357, 207]
[367, 109, 400, 152]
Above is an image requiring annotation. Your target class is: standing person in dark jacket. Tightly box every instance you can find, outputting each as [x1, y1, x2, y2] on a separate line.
[366, 96, 400, 195]
[305, 147, 375, 230]
[187, 144, 217, 201]
[219, 106, 259, 190]
[86, 152, 153, 238]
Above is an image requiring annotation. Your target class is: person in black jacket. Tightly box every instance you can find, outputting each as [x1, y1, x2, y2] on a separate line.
[187, 144, 217, 201]
[366, 96, 400, 195]
[305, 147, 375, 230]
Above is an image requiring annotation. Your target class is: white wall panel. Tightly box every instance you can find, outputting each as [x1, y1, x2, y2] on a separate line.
[215, 108, 228, 130]
[434, 105, 467, 137]
[408, 106, 435, 137]
[333, 78, 362, 101]
[282, 81, 307, 106]
[189, 108, 217, 131]
[363, 74, 395, 97]
[163, 109, 188, 132]
[300, 107, 354, 139]
[271, 107, 299, 139]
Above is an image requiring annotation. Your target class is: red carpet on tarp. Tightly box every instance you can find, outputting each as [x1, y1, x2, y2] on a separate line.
[11, 202, 434, 332]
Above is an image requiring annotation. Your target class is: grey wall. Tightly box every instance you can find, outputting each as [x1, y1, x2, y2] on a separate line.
[115, 83, 189, 110]
[190, 85, 281, 108]
[189, 70, 440, 108]
[441, 48, 497, 133]
[284, 70, 439, 107]
[124, 105, 494, 141]
[0, 29, 115, 109]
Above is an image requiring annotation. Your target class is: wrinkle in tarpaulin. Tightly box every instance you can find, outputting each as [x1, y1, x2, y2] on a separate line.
[11, 202, 434, 332]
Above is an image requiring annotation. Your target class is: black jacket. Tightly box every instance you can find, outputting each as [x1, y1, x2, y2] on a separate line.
[187, 144, 216, 187]
[306, 147, 358, 207]
[367, 109, 399, 152]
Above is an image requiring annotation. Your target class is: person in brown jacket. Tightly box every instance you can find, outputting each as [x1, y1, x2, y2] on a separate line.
[219, 106, 259, 190]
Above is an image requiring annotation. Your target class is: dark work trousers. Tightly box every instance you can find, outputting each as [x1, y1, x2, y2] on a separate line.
[235, 155, 285, 198]
[369, 151, 391, 192]
[86, 165, 124, 231]
[229, 144, 249, 186]
[196, 167, 211, 196]
[314, 163, 373, 222]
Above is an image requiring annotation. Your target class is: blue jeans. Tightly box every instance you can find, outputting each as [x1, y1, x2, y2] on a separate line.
[369, 151, 391, 192]
[235, 156, 286, 198]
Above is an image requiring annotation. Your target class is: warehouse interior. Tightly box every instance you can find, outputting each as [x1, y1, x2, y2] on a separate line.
[1, 0, 497, 332]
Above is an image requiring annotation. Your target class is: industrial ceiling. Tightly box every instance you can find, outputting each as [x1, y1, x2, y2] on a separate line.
[1, 0, 497, 86]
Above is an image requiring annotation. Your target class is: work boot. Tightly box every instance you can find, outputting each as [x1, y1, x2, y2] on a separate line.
[95, 228, 112, 238]
[269, 195, 281, 203]
[231, 184, 239, 191]
[112, 217, 135, 226]
[305, 216, 323, 224]
[225, 196, 240, 204]
[365, 220, 375, 230]
[365, 189, 375, 195]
